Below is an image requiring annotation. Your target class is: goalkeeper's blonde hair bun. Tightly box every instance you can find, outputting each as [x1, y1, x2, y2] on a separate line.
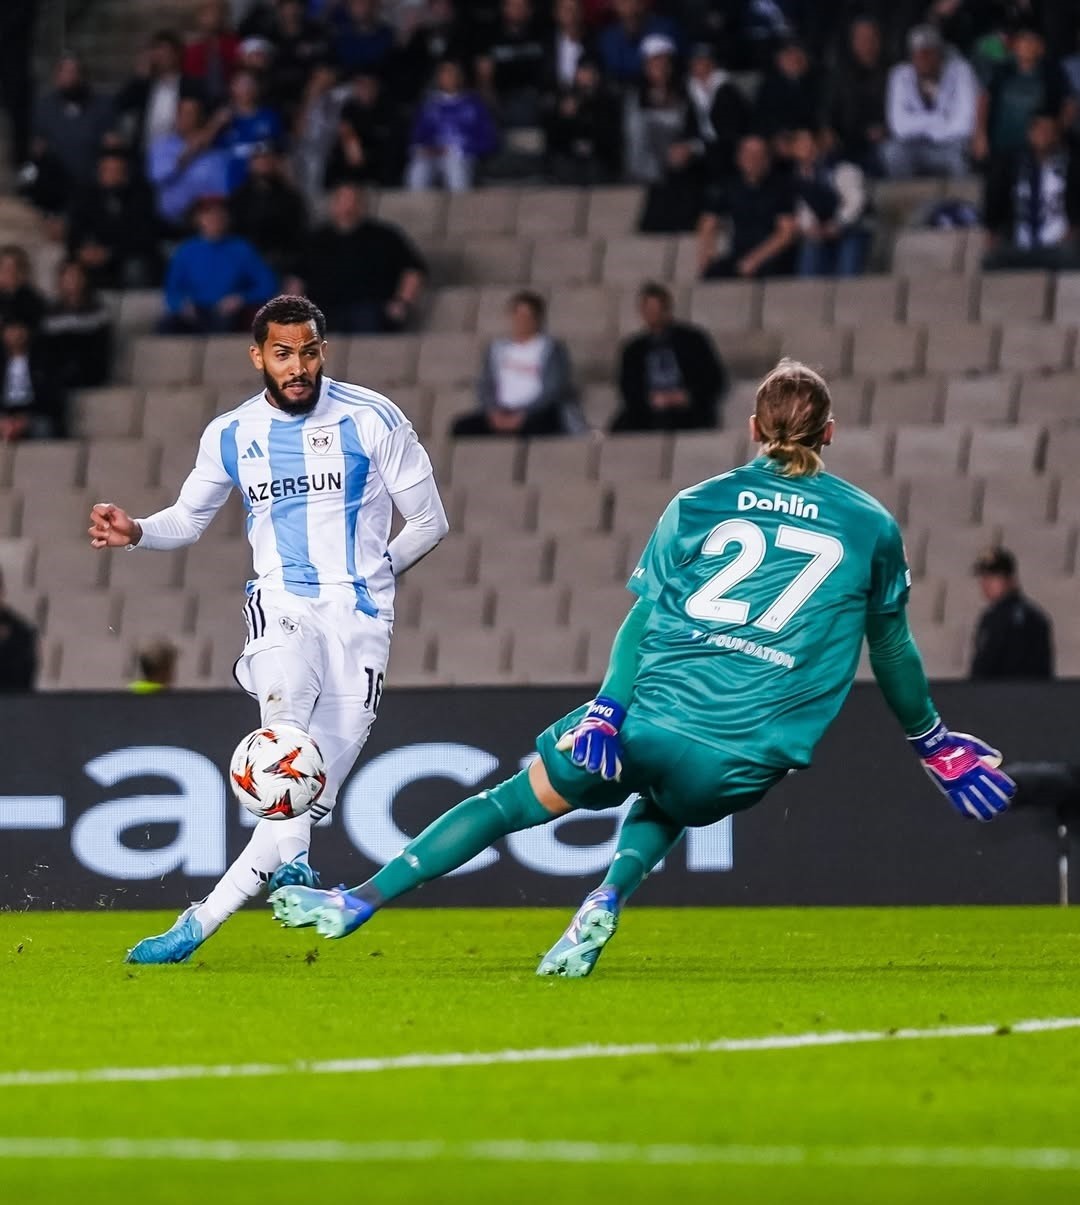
[755, 358, 832, 479]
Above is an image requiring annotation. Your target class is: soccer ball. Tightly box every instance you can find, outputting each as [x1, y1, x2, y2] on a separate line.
[229, 725, 326, 820]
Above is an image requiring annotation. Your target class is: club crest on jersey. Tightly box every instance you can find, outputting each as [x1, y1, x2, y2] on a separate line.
[279, 616, 299, 634]
[737, 489, 819, 520]
[307, 427, 334, 454]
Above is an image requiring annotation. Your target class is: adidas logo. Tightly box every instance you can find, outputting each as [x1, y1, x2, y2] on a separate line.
[241, 440, 265, 460]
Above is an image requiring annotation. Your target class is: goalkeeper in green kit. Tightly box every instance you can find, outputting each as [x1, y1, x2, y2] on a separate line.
[272, 358, 1015, 976]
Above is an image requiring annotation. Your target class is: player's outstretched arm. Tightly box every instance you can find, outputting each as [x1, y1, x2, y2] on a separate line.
[556, 596, 654, 781]
[865, 609, 1015, 821]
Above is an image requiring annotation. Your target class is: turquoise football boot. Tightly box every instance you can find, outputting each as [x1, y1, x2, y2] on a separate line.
[125, 905, 205, 965]
[267, 856, 321, 894]
[270, 885, 375, 938]
[536, 886, 620, 978]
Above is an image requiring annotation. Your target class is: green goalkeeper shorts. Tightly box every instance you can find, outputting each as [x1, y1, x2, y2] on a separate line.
[536, 703, 786, 828]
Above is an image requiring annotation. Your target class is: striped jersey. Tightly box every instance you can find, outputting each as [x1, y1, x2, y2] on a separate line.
[140, 376, 433, 619]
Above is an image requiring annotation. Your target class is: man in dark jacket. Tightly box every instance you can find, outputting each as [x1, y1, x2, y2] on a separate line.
[611, 281, 727, 432]
[0, 568, 37, 691]
[67, 149, 163, 288]
[823, 16, 888, 173]
[971, 546, 1054, 680]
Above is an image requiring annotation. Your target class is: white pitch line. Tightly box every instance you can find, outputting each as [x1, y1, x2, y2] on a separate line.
[2, 1016, 1078, 1090]
[1, 1137, 1080, 1173]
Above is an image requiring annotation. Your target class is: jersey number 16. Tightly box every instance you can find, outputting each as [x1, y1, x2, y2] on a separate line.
[686, 518, 844, 633]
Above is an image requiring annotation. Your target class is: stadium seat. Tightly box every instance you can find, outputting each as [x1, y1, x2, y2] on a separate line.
[491, 583, 569, 628]
[533, 479, 611, 534]
[600, 236, 675, 285]
[851, 323, 923, 378]
[182, 539, 252, 592]
[514, 188, 585, 236]
[528, 237, 601, 285]
[455, 482, 535, 532]
[908, 623, 968, 679]
[129, 336, 201, 386]
[475, 532, 553, 583]
[551, 532, 629, 585]
[345, 335, 419, 388]
[392, 580, 422, 627]
[200, 338, 256, 388]
[567, 583, 634, 634]
[714, 330, 781, 378]
[977, 271, 1051, 323]
[35, 538, 108, 592]
[596, 433, 671, 482]
[401, 533, 477, 587]
[511, 626, 587, 684]
[446, 189, 518, 237]
[669, 430, 747, 489]
[584, 187, 642, 236]
[416, 584, 492, 630]
[386, 631, 434, 685]
[0, 489, 20, 538]
[457, 237, 531, 285]
[18, 488, 92, 541]
[582, 382, 619, 428]
[941, 375, 1017, 425]
[422, 287, 479, 333]
[51, 636, 130, 690]
[997, 324, 1073, 374]
[903, 476, 980, 527]
[142, 387, 216, 441]
[892, 227, 964, 274]
[827, 376, 870, 424]
[115, 588, 195, 638]
[833, 277, 901, 327]
[107, 545, 185, 592]
[866, 377, 941, 426]
[780, 327, 852, 378]
[1052, 271, 1080, 322]
[924, 323, 997, 375]
[41, 589, 118, 639]
[609, 480, 677, 549]
[904, 273, 974, 323]
[892, 425, 967, 477]
[9, 440, 84, 491]
[567, 334, 621, 382]
[689, 282, 760, 331]
[967, 425, 1044, 474]
[0, 537, 33, 590]
[762, 279, 833, 330]
[375, 189, 447, 238]
[416, 334, 481, 386]
[997, 523, 1076, 575]
[1016, 374, 1080, 425]
[1042, 427, 1080, 476]
[84, 439, 160, 492]
[523, 434, 600, 483]
[448, 437, 522, 488]
[548, 286, 617, 339]
[71, 387, 143, 439]
[921, 525, 999, 579]
[978, 475, 1053, 524]
[432, 627, 512, 683]
[819, 429, 892, 479]
[474, 285, 525, 336]
[116, 290, 161, 333]
[906, 577, 944, 626]
[671, 234, 704, 283]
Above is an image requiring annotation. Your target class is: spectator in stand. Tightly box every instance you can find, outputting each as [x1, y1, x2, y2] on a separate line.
[333, 0, 395, 76]
[42, 260, 113, 389]
[0, 0, 37, 170]
[544, 55, 623, 185]
[229, 143, 308, 273]
[476, 0, 548, 127]
[14, 139, 70, 222]
[325, 71, 403, 187]
[974, 23, 1072, 164]
[253, 0, 331, 120]
[611, 281, 726, 432]
[183, 0, 241, 105]
[115, 31, 204, 155]
[971, 546, 1053, 680]
[0, 246, 46, 331]
[753, 38, 819, 146]
[625, 36, 687, 185]
[129, 639, 179, 694]
[0, 317, 66, 440]
[697, 134, 797, 278]
[219, 69, 286, 189]
[597, 0, 684, 86]
[395, 0, 470, 106]
[406, 60, 499, 190]
[983, 108, 1080, 270]
[291, 63, 343, 203]
[146, 96, 232, 232]
[160, 195, 277, 333]
[882, 24, 978, 178]
[291, 181, 426, 332]
[67, 149, 162, 289]
[639, 41, 748, 232]
[823, 16, 889, 174]
[452, 291, 579, 437]
[739, 0, 802, 69]
[789, 126, 870, 277]
[33, 55, 115, 194]
[545, 0, 595, 93]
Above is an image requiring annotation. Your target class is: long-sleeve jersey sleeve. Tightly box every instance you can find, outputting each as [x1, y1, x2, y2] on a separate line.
[369, 417, 449, 576]
[134, 426, 234, 551]
[865, 608, 939, 737]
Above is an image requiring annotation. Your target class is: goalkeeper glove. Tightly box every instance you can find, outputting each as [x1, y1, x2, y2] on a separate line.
[909, 720, 1015, 821]
[556, 697, 626, 781]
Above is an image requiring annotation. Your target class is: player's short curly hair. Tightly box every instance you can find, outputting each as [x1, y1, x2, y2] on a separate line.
[252, 295, 327, 345]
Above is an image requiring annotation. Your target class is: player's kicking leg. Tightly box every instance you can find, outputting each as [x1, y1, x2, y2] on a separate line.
[536, 794, 684, 978]
[272, 758, 570, 937]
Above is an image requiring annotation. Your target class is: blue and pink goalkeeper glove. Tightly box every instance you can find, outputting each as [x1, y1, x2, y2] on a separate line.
[556, 697, 626, 781]
[909, 721, 1015, 821]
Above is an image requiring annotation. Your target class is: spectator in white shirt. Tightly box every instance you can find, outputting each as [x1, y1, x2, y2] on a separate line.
[0, 319, 66, 441]
[452, 290, 579, 437]
[882, 24, 978, 179]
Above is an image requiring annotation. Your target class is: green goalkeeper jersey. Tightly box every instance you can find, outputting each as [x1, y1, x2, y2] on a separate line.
[626, 455, 911, 771]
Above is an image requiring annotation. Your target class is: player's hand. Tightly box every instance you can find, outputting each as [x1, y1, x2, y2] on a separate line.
[88, 502, 140, 549]
[556, 696, 626, 781]
[909, 721, 1015, 821]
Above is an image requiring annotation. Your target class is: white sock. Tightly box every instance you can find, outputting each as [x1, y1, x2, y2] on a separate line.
[193, 818, 296, 938]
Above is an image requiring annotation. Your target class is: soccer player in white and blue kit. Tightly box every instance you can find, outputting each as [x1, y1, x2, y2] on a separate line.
[88, 296, 448, 962]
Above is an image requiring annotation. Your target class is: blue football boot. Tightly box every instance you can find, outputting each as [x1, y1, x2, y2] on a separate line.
[267, 855, 321, 894]
[125, 905, 205, 965]
[270, 885, 376, 939]
[536, 886, 620, 978]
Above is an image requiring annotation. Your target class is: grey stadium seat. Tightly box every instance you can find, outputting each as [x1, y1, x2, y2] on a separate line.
[903, 476, 980, 528]
[997, 323, 1073, 374]
[941, 375, 1017, 425]
[142, 387, 216, 441]
[833, 277, 901, 328]
[533, 479, 610, 534]
[997, 523, 1076, 575]
[455, 482, 536, 533]
[967, 425, 1044, 474]
[761, 279, 833, 331]
[851, 323, 924, 378]
[42, 590, 118, 640]
[511, 626, 589, 685]
[600, 236, 675, 285]
[584, 188, 643, 236]
[892, 228, 965, 274]
[416, 334, 481, 386]
[415, 584, 492, 630]
[551, 532, 629, 586]
[780, 327, 852, 379]
[904, 273, 973, 323]
[345, 336, 419, 388]
[457, 237, 531, 285]
[422, 287, 479, 333]
[866, 378, 941, 426]
[448, 437, 522, 488]
[596, 433, 671, 482]
[9, 440, 84, 491]
[892, 425, 967, 477]
[115, 588, 195, 639]
[669, 431, 747, 489]
[129, 336, 201, 387]
[548, 286, 617, 339]
[923, 323, 997, 376]
[978, 475, 1054, 524]
[491, 583, 569, 629]
[375, 189, 447, 238]
[71, 387, 143, 439]
[432, 627, 512, 684]
[1016, 375, 1080, 425]
[446, 189, 518, 237]
[514, 188, 585, 237]
[475, 532, 553, 584]
[977, 270, 1051, 323]
[688, 282, 760, 332]
[528, 237, 601, 286]
[524, 435, 600, 484]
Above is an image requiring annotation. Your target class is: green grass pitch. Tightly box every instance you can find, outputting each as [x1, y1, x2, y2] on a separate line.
[3, 906, 1080, 1205]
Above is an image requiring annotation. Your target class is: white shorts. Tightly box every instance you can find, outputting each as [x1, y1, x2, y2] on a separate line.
[234, 587, 391, 818]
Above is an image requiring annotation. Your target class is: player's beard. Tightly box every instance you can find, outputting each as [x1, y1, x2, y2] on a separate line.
[264, 367, 323, 416]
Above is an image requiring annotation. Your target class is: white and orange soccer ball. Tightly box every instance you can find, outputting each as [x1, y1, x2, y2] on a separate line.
[228, 725, 326, 820]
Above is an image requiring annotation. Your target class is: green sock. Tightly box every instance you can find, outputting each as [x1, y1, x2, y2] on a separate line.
[601, 795, 685, 902]
[356, 770, 553, 906]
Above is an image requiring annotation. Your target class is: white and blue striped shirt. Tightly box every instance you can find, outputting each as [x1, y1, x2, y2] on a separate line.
[136, 377, 436, 619]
